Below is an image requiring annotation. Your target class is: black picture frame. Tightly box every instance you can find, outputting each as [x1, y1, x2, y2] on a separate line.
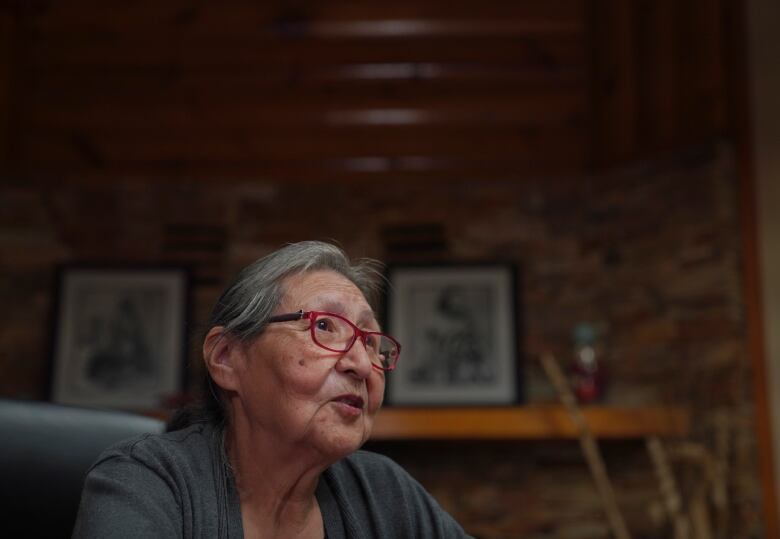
[49, 265, 189, 410]
[384, 263, 522, 406]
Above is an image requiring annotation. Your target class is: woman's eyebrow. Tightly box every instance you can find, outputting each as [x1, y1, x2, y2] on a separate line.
[315, 301, 378, 328]
[357, 309, 378, 325]
[317, 299, 347, 315]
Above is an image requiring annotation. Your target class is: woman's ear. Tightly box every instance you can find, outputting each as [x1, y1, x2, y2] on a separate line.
[203, 326, 244, 392]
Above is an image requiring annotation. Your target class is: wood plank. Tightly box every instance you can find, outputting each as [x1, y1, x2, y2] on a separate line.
[741, 169, 780, 539]
[22, 123, 584, 142]
[677, 0, 727, 141]
[731, 0, 780, 533]
[20, 125, 586, 164]
[25, 92, 587, 129]
[588, 0, 638, 165]
[26, 35, 587, 71]
[24, 75, 587, 117]
[31, 19, 581, 40]
[26, 64, 586, 104]
[636, 0, 679, 150]
[15, 153, 587, 182]
[0, 12, 13, 165]
[370, 406, 690, 440]
[30, 1, 586, 38]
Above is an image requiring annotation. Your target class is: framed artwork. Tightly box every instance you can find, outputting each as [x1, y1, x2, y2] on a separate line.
[50, 266, 188, 410]
[385, 263, 521, 405]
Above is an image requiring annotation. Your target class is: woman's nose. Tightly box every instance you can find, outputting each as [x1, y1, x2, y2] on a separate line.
[336, 337, 374, 379]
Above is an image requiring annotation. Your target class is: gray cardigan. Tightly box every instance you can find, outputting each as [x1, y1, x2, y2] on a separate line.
[72, 423, 472, 538]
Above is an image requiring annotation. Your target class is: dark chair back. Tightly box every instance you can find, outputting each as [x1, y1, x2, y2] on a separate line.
[0, 398, 165, 538]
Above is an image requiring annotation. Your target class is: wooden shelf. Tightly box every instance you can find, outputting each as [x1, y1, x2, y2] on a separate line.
[370, 406, 690, 440]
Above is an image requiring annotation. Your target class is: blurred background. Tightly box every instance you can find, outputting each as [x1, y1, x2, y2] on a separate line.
[1, 1, 779, 537]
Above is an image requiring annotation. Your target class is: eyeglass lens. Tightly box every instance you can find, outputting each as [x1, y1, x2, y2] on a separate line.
[312, 314, 399, 369]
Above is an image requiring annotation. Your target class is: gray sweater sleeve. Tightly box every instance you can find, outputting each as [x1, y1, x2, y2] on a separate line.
[72, 452, 183, 538]
[72, 427, 231, 539]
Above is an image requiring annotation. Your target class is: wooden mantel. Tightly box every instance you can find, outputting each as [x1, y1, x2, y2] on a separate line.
[370, 406, 690, 440]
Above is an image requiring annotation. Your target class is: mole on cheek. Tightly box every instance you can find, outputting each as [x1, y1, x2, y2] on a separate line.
[298, 359, 305, 366]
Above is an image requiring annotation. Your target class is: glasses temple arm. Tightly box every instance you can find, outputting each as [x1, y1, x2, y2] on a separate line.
[266, 310, 306, 323]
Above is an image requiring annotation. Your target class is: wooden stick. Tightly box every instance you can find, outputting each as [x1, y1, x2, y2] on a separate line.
[711, 412, 730, 537]
[665, 441, 718, 539]
[646, 437, 691, 539]
[689, 488, 713, 539]
[540, 353, 632, 539]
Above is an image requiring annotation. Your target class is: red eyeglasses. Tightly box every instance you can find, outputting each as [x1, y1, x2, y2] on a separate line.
[266, 310, 401, 371]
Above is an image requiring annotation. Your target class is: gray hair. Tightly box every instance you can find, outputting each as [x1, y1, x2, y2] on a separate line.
[209, 240, 384, 342]
[168, 240, 384, 431]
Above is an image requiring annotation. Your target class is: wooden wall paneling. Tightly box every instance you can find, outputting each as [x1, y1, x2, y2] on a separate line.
[635, 0, 680, 152]
[27, 92, 588, 128]
[677, 0, 728, 144]
[588, 0, 639, 166]
[20, 155, 588, 184]
[14, 0, 734, 182]
[22, 154, 589, 184]
[0, 9, 16, 167]
[740, 171, 780, 537]
[589, 0, 729, 167]
[26, 30, 586, 69]
[731, 0, 779, 534]
[21, 90, 588, 167]
[17, 1, 593, 181]
[739, 139, 780, 539]
[26, 124, 586, 161]
[28, 1, 586, 37]
[26, 55, 586, 103]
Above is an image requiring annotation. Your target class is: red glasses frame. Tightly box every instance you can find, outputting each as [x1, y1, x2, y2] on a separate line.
[266, 310, 401, 371]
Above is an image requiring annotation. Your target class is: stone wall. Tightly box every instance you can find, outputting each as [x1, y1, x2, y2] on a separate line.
[0, 143, 763, 537]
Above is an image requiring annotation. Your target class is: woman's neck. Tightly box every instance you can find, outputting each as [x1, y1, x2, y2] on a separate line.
[225, 418, 328, 539]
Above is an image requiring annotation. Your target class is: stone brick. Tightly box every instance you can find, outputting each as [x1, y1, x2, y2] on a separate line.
[0, 144, 763, 537]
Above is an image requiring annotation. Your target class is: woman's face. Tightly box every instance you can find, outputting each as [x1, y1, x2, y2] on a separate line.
[233, 269, 386, 461]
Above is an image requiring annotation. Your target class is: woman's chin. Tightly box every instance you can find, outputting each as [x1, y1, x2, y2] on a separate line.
[314, 423, 372, 459]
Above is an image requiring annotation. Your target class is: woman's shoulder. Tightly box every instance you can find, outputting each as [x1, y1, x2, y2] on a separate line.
[90, 422, 218, 475]
[74, 423, 231, 538]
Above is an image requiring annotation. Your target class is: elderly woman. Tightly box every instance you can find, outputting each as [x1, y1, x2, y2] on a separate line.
[73, 241, 471, 538]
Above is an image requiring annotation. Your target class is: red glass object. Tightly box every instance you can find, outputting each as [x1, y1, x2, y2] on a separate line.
[570, 323, 606, 403]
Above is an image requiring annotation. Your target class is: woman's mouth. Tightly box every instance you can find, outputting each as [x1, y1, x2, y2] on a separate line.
[332, 394, 365, 416]
[334, 394, 364, 409]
